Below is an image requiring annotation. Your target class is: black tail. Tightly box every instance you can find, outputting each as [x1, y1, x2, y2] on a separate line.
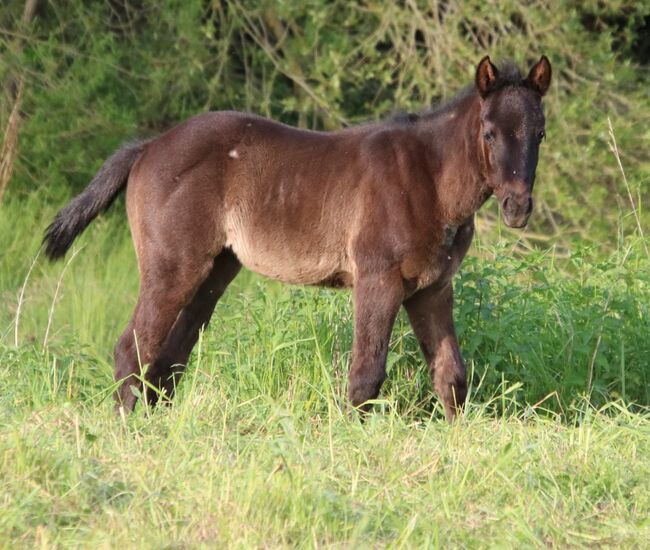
[43, 140, 148, 260]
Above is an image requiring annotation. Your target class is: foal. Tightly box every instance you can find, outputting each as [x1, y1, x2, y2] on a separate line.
[44, 56, 551, 420]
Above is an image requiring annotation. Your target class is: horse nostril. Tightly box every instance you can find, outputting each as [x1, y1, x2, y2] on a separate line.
[503, 197, 510, 211]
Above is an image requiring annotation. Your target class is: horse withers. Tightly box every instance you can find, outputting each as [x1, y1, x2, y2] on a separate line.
[44, 56, 551, 420]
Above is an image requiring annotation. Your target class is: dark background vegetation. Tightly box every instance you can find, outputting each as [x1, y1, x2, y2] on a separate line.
[2, 0, 649, 244]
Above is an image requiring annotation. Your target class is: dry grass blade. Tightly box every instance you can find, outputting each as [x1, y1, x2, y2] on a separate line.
[14, 247, 41, 347]
[0, 80, 24, 203]
[0, 0, 39, 204]
[607, 117, 649, 259]
[42, 246, 83, 348]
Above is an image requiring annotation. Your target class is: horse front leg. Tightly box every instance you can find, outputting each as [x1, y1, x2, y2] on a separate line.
[348, 268, 404, 410]
[404, 282, 467, 421]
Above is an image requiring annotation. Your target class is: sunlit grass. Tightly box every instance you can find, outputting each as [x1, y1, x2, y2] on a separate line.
[1, 339, 649, 547]
[1, 196, 649, 547]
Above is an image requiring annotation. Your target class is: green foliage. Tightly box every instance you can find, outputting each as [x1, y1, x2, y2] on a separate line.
[1, 0, 649, 244]
[2, 194, 648, 414]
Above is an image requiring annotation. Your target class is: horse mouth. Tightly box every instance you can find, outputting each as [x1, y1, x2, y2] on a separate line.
[503, 214, 530, 229]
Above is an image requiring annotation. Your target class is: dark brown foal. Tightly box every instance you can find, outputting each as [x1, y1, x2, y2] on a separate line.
[44, 55, 551, 420]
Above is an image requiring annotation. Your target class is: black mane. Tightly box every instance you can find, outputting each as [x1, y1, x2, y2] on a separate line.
[387, 60, 525, 125]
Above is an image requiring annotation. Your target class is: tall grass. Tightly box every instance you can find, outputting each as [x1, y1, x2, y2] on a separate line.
[2, 192, 649, 417]
[1, 334, 649, 547]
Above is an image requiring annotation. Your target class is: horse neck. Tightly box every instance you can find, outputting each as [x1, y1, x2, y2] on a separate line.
[416, 93, 491, 223]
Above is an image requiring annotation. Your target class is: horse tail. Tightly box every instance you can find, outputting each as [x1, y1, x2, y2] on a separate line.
[43, 140, 148, 260]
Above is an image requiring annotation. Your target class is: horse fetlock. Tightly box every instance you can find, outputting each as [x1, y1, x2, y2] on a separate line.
[435, 372, 467, 420]
[114, 377, 139, 413]
[348, 369, 386, 408]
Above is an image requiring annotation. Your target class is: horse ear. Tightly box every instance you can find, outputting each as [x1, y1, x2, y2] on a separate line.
[526, 55, 552, 96]
[475, 56, 499, 98]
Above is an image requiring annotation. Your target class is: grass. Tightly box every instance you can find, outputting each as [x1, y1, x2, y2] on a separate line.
[1, 329, 649, 548]
[1, 194, 649, 548]
[1, 345, 649, 548]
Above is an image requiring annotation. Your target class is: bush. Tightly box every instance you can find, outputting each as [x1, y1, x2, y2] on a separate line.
[1, 0, 648, 248]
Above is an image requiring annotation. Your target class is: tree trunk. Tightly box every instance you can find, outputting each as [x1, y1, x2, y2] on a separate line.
[0, 0, 38, 204]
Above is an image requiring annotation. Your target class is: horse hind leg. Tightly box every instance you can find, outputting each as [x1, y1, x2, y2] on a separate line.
[144, 248, 241, 406]
[113, 250, 218, 413]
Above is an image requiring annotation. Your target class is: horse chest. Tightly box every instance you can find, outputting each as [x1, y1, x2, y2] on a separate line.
[402, 220, 474, 293]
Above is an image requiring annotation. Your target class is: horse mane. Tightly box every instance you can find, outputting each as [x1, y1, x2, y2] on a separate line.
[386, 60, 525, 126]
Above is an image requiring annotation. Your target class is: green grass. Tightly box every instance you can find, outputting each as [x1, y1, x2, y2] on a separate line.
[1, 345, 649, 548]
[1, 195, 649, 548]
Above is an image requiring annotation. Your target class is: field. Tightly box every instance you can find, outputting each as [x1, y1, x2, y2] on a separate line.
[2, 1, 650, 548]
[2, 200, 649, 547]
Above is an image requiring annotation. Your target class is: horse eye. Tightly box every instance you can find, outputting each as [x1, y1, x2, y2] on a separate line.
[483, 131, 495, 144]
[538, 130, 546, 143]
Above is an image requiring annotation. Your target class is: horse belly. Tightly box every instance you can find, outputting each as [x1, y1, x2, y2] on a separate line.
[224, 210, 346, 285]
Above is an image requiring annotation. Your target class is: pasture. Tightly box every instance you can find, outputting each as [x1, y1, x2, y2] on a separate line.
[2, 201, 649, 547]
[1, 1, 650, 548]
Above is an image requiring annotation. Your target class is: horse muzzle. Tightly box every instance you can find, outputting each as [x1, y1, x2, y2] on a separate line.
[501, 195, 533, 228]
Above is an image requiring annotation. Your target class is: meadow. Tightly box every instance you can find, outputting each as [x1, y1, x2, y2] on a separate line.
[2, 1, 650, 548]
[2, 198, 649, 547]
